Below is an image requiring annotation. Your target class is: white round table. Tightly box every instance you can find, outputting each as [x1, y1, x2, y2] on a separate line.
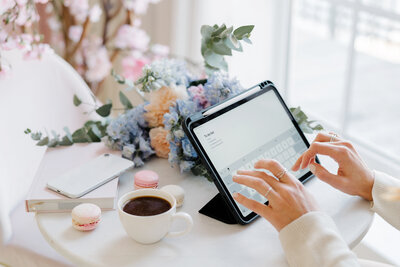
[36, 156, 374, 267]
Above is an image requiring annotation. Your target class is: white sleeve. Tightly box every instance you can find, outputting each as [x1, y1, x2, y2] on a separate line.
[371, 170, 400, 230]
[279, 211, 359, 267]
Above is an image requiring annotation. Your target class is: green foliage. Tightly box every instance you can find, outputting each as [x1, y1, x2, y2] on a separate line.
[119, 91, 133, 109]
[95, 103, 112, 117]
[73, 94, 82, 106]
[191, 160, 213, 182]
[201, 24, 254, 75]
[290, 107, 324, 134]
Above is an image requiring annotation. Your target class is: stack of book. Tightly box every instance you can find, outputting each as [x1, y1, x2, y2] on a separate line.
[26, 143, 121, 213]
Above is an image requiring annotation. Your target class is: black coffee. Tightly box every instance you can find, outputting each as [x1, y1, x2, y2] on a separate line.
[123, 196, 171, 216]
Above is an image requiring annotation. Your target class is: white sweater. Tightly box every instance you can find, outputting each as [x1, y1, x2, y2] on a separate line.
[279, 170, 400, 267]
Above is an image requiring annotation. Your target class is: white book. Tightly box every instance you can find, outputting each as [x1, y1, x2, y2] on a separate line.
[25, 143, 121, 213]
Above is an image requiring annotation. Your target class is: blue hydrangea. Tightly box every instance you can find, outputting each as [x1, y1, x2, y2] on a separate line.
[136, 59, 194, 92]
[163, 100, 198, 172]
[105, 104, 154, 166]
[203, 71, 244, 105]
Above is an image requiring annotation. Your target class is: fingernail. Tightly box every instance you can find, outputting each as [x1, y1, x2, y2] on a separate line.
[309, 164, 316, 173]
[233, 192, 239, 199]
[232, 175, 238, 181]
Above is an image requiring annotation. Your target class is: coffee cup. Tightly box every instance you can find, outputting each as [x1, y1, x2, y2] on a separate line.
[118, 189, 193, 244]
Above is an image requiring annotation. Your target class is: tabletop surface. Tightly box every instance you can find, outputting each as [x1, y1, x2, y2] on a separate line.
[36, 156, 374, 267]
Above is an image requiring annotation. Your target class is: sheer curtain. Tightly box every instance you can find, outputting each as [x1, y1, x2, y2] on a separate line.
[144, 0, 291, 90]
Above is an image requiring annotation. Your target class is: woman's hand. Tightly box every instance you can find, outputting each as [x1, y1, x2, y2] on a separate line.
[233, 159, 319, 231]
[291, 132, 375, 201]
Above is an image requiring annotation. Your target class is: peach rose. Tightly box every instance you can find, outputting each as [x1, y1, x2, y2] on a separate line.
[149, 127, 170, 159]
[144, 86, 179, 127]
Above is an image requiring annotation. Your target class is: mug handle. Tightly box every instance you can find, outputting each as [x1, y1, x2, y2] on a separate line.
[166, 212, 193, 237]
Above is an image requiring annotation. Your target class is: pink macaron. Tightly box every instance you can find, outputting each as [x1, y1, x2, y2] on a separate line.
[134, 170, 159, 190]
[71, 203, 101, 231]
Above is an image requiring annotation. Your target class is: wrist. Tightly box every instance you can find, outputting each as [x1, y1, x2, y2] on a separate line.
[359, 169, 375, 201]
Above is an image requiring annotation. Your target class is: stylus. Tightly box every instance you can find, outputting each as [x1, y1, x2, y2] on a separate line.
[202, 86, 261, 116]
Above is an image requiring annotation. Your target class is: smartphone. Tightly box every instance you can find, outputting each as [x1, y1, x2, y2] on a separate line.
[47, 154, 133, 198]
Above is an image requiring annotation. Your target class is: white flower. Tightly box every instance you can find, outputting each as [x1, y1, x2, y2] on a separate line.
[68, 25, 83, 43]
[0, 0, 14, 14]
[122, 0, 149, 14]
[89, 4, 102, 23]
[172, 84, 188, 100]
[151, 44, 169, 57]
[85, 45, 111, 83]
[114, 24, 149, 51]
[64, 0, 89, 22]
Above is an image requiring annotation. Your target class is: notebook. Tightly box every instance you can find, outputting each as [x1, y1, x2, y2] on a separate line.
[25, 143, 121, 213]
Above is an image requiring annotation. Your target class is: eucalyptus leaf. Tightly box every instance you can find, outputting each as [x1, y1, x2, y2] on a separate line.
[119, 91, 133, 109]
[211, 41, 232, 56]
[63, 126, 73, 142]
[73, 94, 82, 106]
[31, 132, 42, 141]
[95, 103, 112, 117]
[72, 128, 90, 143]
[242, 37, 252, 44]
[224, 35, 242, 51]
[204, 50, 227, 70]
[218, 26, 233, 38]
[233, 25, 254, 39]
[211, 24, 227, 37]
[201, 25, 213, 38]
[47, 138, 58, 147]
[58, 136, 73, 146]
[36, 137, 49, 146]
[87, 128, 101, 142]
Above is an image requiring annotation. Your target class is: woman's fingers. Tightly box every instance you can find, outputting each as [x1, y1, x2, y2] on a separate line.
[236, 169, 280, 188]
[299, 142, 344, 169]
[233, 192, 273, 220]
[292, 132, 342, 171]
[309, 159, 346, 190]
[254, 159, 296, 184]
[233, 174, 279, 200]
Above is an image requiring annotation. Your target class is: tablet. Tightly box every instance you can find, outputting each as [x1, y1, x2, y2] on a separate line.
[183, 81, 316, 224]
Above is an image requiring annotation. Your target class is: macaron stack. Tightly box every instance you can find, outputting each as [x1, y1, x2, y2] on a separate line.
[71, 203, 101, 231]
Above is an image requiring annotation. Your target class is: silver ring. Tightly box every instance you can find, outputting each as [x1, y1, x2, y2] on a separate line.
[329, 132, 338, 142]
[277, 169, 287, 181]
[264, 187, 272, 198]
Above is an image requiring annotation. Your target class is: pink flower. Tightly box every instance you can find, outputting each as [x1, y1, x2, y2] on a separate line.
[114, 24, 149, 51]
[68, 25, 83, 43]
[0, 63, 11, 79]
[47, 16, 61, 31]
[15, 5, 38, 26]
[121, 52, 150, 80]
[64, 0, 89, 22]
[122, 0, 150, 14]
[151, 44, 169, 59]
[188, 84, 210, 108]
[84, 45, 111, 83]
[89, 4, 102, 23]
[23, 43, 52, 60]
[0, 0, 14, 14]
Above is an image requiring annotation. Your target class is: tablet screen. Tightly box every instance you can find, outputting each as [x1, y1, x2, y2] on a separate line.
[193, 89, 310, 217]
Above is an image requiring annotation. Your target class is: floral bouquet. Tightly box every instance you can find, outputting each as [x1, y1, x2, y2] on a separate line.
[25, 24, 322, 180]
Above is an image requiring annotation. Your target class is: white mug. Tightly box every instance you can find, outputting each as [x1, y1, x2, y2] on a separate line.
[118, 189, 193, 244]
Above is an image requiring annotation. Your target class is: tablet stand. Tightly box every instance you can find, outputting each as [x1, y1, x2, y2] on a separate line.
[198, 193, 238, 224]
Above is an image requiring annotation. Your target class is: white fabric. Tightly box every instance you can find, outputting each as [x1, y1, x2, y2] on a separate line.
[279, 171, 400, 267]
[0, 49, 99, 244]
